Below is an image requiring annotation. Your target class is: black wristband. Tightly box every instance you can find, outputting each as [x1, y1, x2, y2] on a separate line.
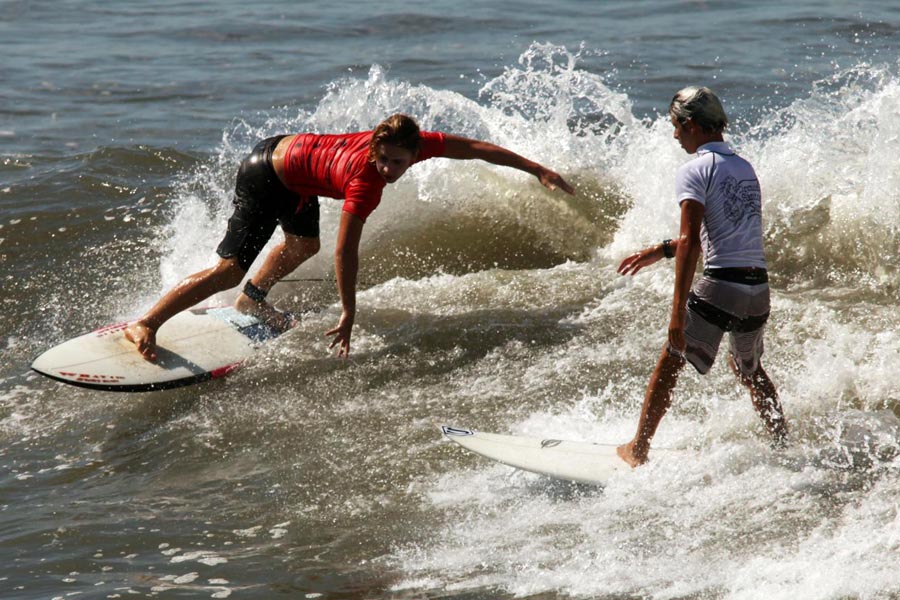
[662, 239, 674, 259]
[242, 280, 268, 302]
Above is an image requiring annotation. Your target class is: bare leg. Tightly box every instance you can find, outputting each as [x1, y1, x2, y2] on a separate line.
[617, 346, 686, 467]
[234, 234, 320, 327]
[125, 258, 246, 361]
[729, 356, 788, 447]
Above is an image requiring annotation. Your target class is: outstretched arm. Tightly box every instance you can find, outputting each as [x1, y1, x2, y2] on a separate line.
[617, 198, 704, 279]
[442, 134, 575, 195]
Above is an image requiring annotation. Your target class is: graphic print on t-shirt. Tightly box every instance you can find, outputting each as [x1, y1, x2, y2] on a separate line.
[720, 174, 762, 226]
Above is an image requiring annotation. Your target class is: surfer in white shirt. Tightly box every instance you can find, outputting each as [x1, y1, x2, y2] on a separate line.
[616, 86, 788, 467]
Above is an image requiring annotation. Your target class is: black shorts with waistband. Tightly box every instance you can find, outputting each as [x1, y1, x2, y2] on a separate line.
[703, 267, 768, 285]
[216, 135, 320, 271]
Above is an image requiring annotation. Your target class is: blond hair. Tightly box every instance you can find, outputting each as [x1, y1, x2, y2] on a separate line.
[669, 87, 728, 134]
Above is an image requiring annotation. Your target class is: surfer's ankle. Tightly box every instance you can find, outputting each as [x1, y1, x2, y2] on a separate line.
[235, 293, 264, 314]
[137, 318, 161, 332]
[237, 281, 273, 313]
[235, 293, 289, 328]
[616, 441, 648, 468]
[241, 280, 269, 303]
[126, 319, 151, 334]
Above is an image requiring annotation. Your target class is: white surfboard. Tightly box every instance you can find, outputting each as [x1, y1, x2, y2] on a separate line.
[31, 306, 287, 392]
[441, 425, 671, 485]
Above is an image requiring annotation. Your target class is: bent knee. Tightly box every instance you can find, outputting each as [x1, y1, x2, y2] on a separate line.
[286, 236, 320, 257]
[213, 258, 247, 288]
[303, 238, 321, 256]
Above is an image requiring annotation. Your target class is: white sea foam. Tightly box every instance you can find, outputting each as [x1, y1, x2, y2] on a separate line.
[7, 41, 896, 600]
[351, 52, 900, 598]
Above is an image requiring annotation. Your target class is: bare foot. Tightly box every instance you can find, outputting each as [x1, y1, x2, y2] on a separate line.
[616, 442, 648, 468]
[124, 321, 158, 362]
[234, 293, 295, 331]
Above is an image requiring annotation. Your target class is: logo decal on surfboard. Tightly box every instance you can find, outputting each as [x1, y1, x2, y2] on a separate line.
[540, 439, 562, 449]
[441, 426, 474, 437]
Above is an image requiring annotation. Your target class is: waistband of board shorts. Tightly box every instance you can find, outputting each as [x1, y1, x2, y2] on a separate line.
[703, 267, 768, 285]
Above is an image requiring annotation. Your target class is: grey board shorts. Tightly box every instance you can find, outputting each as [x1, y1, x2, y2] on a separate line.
[680, 276, 771, 376]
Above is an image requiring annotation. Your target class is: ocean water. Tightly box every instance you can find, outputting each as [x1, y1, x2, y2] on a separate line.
[2, 1, 900, 598]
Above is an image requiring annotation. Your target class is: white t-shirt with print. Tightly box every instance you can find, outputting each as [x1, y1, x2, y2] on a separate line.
[675, 141, 767, 269]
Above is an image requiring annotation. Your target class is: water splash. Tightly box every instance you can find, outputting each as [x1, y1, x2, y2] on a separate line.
[744, 63, 900, 294]
[158, 44, 635, 293]
[602, 62, 900, 299]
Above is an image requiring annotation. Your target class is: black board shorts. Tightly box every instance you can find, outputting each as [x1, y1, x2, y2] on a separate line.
[216, 135, 319, 271]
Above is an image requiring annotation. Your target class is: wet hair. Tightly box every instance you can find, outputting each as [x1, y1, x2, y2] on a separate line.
[368, 113, 422, 161]
[669, 86, 728, 134]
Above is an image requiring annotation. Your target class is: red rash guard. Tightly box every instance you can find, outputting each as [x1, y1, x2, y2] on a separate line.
[281, 130, 447, 222]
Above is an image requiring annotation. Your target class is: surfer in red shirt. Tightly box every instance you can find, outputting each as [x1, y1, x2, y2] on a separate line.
[125, 113, 574, 360]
